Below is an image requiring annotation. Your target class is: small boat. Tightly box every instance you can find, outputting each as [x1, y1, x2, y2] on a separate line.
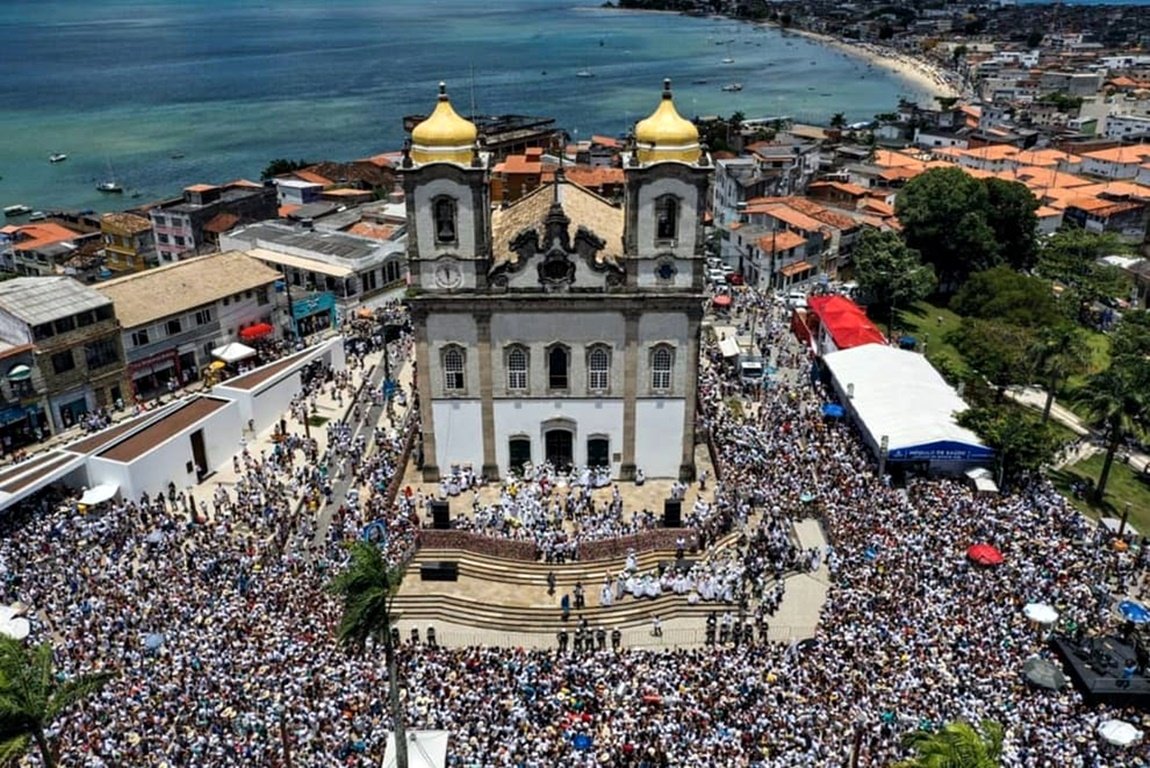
[49, 153, 68, 163]
[692, 79, 709, 84]
[170, 152, 185, 159]
[28, 211, 47, 222]
[3, 205, 31, 217]
[575, 69, 594, 78]
[721, 57, 734, 64]
[721, 83, 743, 92]
[96, 181, 123, 194]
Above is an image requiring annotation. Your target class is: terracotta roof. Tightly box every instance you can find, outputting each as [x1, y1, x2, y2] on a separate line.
[1082, 146, 1150, 164]
[757, 204, 829, 233]
[860, 199, 896, 217]
[291, 170, 334, 186]
[101, 212, 152, 235]
[489, 181, 623, 268]
[563, 166, 624, 188]
[95, 251, 281, 328]
[185, 184, 218, 193]
[808, 181, 868, 197]
[278, 204, 301, 218]
[346, 221, 397, 241]
[756, 230, 807, 254]
[873, 149, 926, 169]
[203, 212, 240, 234]
[225, 178, 263, 189]
[5, 222, 82, 252]
[1012, 148, 1082, 167]
[878, 166, 921, 182]
[590, 135, 621, 148]
[1066, 198, 1144, 216]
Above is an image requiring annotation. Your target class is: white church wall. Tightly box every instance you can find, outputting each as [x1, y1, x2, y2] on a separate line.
[634, 398, 686, 477]
[431, 399, 484, 471]
[412, 178, 480, 263]
[492, 398, 625, 473]
[635, 176, 699, 259]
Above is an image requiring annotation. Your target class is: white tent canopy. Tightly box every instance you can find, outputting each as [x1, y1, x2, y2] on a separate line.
[965, 467, 999, 494]
[823, 344, 992, 465]
[79, 484, 118, 506]
[718, 337, 740, 359]
[212, 342, 257, 364]
[383, 731, 448, 768]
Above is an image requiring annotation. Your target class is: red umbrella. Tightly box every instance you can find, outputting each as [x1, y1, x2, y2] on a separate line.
[712, 295, 732, 308]
[967, 543, 1004, 566]
[239, 322, 274, 341]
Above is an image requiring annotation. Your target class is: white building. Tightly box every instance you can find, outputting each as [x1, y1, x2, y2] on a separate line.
[404, 81, 708, 481]
[1102, 114, 1150, 139]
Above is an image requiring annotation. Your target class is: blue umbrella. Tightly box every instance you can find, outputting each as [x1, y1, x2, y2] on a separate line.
[573, 734, 593, 751]
[821, 403, 845, 418]
[145, 633, 165, 650]
[1119, 600, 1150, 624]
[800, 491, 816, 503]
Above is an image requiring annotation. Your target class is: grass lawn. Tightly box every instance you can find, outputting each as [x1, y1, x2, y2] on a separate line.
[893, 299, 970, 377]
[1050, 454, 1150, 532]
[1058, 329, 1111, 420]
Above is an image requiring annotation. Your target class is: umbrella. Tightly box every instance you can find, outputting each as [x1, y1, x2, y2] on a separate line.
[145, 633, 165, 650]
[1024, 603, 1059, 625]
[1119, 600, 1150, 624]
[799, 491, 816, 503]
[967, 543, 1004, 566]
[712, 295, 732, 308]
[239, 322, 274, 341]
[821, 403, 845, 418]
[0, 617, 30, 641]
[209, 361, 227, 371]
[146, 530, 164, 544]
[1022, 657, 1067, 690]
[1098, 719, 1143, 747]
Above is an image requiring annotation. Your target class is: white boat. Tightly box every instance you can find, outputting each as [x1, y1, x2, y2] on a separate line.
[3, 205, 31, 217]
[721, 57, 734, 64]
[96, 181, 123, 194]
[49, 153, 68, 163]
[575, 69, 594, 78]
[721, 83, 743, 92]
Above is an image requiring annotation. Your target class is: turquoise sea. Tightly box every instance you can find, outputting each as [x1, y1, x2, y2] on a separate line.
[1, 0, 943, 213]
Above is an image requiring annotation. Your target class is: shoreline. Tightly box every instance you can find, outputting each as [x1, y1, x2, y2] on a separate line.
[778, 26, 963, 101]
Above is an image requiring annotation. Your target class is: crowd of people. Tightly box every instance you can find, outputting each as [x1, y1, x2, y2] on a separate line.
[0, 296, 1146, 766]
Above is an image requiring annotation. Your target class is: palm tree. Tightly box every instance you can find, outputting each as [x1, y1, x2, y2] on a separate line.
[1076, 360, 1149, 503]
[895, 719, 1004, 768]
[829, 112, 847, 129]
[329, 541, 409, 768]
[0, 637, 113, 768]
[1029, 324, 1090, 424]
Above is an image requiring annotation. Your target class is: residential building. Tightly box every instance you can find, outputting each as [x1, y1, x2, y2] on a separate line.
[274, 179, 325, 207]
[95, 251, 282, 398]
[1102, 114, 1150, 139]
[100, 213, 156, 274]
[1080, 145, 1150, 179]
[0, 342, 48, 453]
[404, 80, 706, 481]
[148, 181, 277, 262]
[0, 222, 97, 277]
[0, 278, 127, 432]
[221, 221, 407, 336]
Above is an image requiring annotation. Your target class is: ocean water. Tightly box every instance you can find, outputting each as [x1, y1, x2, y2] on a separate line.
[0, 0, 941, 213]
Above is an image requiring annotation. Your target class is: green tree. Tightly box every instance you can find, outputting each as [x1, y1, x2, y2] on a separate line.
[895, 719, 1005, 768]
[1111, 311, 1150, 363]
[829, 112, 847, 129]
[896, 168, 997, 290]
[0, 638, 114, 768]
[950, 266, 1060, 328]
[983, 179, 1040, 272]
[957, 406, 1062, 482]
[1029, 324, 1091, 423]
[1075, 360, 1150, 503]
[329, 541, 409, 768]
[260, 158, 312, 180]
[852, 229, 936, 335]
[952, 44, 968, 65]
[1035, 229, 1132, 320]
[950, 317, 1037, 400]
[1026, 30, 1044, 48]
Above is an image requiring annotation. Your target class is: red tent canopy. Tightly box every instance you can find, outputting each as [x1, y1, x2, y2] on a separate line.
[967, 543, 1004, 566]
[712, 295, 732, 308]
[807, 295, 886, 350]
[239, 322, 274, 341]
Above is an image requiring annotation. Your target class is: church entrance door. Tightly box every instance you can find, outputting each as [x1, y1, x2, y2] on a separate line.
[587, 437, 609, 468]
[544, 429, 573, 471]
[508, 437, 531, 472]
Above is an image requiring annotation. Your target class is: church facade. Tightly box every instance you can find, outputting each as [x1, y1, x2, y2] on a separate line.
[404, 81, 710, 481]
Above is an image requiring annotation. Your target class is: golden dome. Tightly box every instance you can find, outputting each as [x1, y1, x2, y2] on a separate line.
[410, 82, 477, 165]
[634, 79, 701, 164]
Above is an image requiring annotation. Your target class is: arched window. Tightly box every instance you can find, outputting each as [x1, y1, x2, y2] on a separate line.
[442, 345, 465, 391]
[587, 345, 610, 392]
[655, 195, 679, 243]
[434, 197, 457, 244]
[507, 345, 528, 391]
[548, 345, 569, 390]
[650, 345, 673, 391]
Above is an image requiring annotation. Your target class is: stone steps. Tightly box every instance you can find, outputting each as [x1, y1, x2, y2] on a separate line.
[392, 590, 725, 633]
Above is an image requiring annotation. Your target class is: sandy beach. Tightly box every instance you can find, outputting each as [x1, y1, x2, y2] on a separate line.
[756, 24, 963, 101]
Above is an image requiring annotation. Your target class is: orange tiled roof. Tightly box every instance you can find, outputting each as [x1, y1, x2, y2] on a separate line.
[1082, 146, 1150, 164]
[564, 166, 624, 188]
[590, 135, 621, 148]
[860, 199, 896, 217]
[185, 183, 217, 193]
[878, 166, 921, 182]
[757, 204, 828, 233]
[278, 204, 301, 218]
[756, 230, 807, 254]
[7, 222, 81, 252]
[203, 212, 240, 234]
[292, 170, 334, 186]
[346, 221, 396, 241]
[808, 180, 868, 197]
[226, 178, 263, 189]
